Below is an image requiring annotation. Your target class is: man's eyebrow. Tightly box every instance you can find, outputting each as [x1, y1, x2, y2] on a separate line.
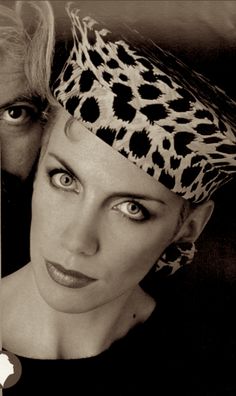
[0, 94, 45, 109]
[47, 152, 166, 205]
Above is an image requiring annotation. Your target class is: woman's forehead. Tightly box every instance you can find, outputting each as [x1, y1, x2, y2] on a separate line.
[46, 108, 182, 206]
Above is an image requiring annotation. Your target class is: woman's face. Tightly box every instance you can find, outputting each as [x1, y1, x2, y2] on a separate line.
[31, 108, 184, 314]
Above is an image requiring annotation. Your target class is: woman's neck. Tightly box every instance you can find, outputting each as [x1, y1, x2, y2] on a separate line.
[51, 286, 155, 359]
[2, 263, 156, 359]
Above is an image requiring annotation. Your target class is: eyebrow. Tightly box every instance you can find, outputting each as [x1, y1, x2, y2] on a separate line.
[0, 94, 44, 110]
[48, 152, 78, 178]
[47, 152, 167, 205]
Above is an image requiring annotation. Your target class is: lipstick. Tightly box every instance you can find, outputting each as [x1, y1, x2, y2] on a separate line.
[45, 260, 96, 289]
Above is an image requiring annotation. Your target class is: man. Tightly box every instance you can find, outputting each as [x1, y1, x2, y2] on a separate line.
[0, 1, 54, 276]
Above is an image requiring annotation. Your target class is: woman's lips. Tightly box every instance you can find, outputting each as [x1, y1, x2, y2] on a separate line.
[45, 260, 96, 289]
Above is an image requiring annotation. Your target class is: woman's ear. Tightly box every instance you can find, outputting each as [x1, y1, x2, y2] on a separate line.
[174, 200, 214, 243]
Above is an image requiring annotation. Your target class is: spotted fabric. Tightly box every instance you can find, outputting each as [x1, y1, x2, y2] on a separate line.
[155, 241, 196, 275]
[53, 6, 236, 204]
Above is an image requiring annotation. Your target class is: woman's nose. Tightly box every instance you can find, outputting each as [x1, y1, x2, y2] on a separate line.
[61, 209, 99, 256]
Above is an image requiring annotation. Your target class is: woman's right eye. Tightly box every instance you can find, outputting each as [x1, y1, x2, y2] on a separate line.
[48, 169, 80, 193]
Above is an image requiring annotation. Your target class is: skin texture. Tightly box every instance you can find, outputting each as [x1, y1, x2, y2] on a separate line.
[30, 108, 186, 314]
[0, 56, 44, 180]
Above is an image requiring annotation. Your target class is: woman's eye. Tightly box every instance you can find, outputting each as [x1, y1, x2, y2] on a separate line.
[1, 105, 36, 126]
[50, 171, 78, 191]
[114, 201, 149, 221]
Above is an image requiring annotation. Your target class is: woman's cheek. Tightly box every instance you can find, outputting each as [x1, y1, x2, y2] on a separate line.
[110, 225, 169, 273]
[32, 187, 55, 234]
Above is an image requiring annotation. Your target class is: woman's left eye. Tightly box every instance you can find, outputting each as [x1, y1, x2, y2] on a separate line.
[114, 201, 149, 221]
[49, 170, 79, 192]
[1, 105, 37, 126]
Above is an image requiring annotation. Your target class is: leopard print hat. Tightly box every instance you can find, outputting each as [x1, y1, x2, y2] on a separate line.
[53, 5, 236, 204]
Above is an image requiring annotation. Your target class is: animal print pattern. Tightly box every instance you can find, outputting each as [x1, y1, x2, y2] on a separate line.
[53, 6, 236, 204]
[156, 242, 196, 275]
[51, 5, 236, 273]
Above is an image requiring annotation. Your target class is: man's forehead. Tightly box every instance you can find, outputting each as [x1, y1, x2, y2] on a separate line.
[0, 52, 24, 75]
[0, 58, 30, 106]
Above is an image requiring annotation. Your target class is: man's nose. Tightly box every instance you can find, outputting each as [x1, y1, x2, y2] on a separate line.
[61, 208, 100, 256]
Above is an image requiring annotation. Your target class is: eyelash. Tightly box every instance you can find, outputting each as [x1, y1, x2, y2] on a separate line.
[1, 105, 35, 125]
[47, 168, 151, 222]
[115, 201, 150, 223]
[0, 101, 49, 127]
[48, 168, 78, 192]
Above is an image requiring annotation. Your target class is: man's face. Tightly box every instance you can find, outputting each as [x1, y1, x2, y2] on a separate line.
[0, 54, 44, 180]
[1, 54, 46, 276]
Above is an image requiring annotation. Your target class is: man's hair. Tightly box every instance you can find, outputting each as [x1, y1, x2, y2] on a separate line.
[0, 1, 55, 101]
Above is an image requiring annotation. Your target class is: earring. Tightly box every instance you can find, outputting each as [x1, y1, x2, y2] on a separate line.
[155, 241, 196, 275]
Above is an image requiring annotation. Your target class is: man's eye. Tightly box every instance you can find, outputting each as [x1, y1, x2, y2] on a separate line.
[114, 201, 149, 221]
[49, 170, 79, 192]
[1, 106, 36, 125]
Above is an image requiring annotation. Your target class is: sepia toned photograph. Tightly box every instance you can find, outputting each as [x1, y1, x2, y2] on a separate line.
[1, 1, 236, 394]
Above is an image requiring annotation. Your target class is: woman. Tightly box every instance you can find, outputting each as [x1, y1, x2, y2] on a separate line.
[2, 4, 236, 394]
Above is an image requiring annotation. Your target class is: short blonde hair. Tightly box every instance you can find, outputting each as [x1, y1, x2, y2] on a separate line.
[0, 1, 55, 100]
